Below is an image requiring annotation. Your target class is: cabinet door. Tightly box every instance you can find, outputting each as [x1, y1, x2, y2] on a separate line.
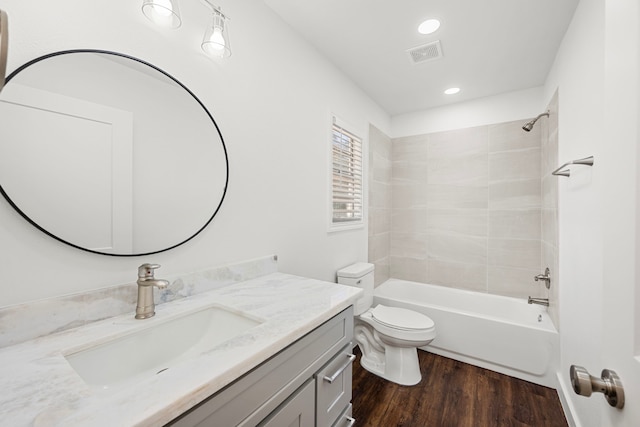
[258, 380, 315, 427]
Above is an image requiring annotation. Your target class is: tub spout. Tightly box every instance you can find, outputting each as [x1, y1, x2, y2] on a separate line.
[528, 297, 549, 307]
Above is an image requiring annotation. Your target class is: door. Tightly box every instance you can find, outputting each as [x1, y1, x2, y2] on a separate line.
[600, 0, 640, 425]
[0, 83, 133, 253]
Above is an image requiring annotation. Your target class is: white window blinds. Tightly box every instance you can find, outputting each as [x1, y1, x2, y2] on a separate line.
[331, 120, 363, 224]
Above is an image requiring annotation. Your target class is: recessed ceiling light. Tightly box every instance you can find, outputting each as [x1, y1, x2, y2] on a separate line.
[444, 87, 460, 95]
[418, 19, 441, 35]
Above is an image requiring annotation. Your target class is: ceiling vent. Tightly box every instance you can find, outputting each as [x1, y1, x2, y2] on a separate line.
[407, 40, 443, 64]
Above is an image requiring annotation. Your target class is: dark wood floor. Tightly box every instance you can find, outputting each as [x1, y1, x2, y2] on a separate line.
[352, 348, 568, 427]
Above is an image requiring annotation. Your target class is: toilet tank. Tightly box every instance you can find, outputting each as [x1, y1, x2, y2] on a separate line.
[337, 262, 374, 315]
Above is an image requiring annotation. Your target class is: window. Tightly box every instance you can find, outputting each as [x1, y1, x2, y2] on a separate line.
[331, 117, 363, 227]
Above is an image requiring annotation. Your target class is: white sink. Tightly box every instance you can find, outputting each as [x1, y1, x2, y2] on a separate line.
[64, 305, 262, 390]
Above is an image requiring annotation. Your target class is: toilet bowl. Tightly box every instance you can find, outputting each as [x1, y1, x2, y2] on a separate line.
[337, 263, 436, 386]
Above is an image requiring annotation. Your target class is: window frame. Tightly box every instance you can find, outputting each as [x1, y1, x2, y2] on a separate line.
[328, 114, 365, 232]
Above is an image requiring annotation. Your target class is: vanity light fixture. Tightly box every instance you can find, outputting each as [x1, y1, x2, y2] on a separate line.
[142, 0, 182, 29]
[142, 0, 232, 59]
[201, 1, 231, 58]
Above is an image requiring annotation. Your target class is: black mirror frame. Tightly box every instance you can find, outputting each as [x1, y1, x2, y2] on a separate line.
[0, 49, 229, 257]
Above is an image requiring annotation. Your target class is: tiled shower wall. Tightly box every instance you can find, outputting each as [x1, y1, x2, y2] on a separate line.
[368, 125, 392, 286]
[368, 104, 559, 305]
[389, 119, 546, 298]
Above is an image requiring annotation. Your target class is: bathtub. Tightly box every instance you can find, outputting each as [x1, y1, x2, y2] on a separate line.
[373, 279, 558, 388]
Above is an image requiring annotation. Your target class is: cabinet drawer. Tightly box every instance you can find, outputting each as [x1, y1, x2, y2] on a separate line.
[315, 343, 354, 427]
[331, 404, 354, 427]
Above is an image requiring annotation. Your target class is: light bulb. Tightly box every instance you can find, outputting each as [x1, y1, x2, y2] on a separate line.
[142, 0, 181, 28]
[418, 19, 440, 35]
[153, 0, 173, 17]
[201, 8, 231, 58]
[208, 27, 225, 51]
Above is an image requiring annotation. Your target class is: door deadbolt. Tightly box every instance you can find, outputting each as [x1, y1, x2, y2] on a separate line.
[569, 365, 624, 409]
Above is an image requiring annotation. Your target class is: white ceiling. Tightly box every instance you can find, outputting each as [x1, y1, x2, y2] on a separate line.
[264, 0, 580, 116]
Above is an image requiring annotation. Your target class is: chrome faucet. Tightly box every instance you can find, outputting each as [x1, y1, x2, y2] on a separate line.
[528, 297, 549, 307]
[534, 267, 551, 289]
[135, 263, 170, 319]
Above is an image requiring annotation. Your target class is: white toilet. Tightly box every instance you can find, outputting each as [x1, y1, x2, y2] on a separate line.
[337, 262, 436, 386]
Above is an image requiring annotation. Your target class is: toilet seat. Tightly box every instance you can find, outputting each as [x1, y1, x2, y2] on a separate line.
[371, 305, 434, 331]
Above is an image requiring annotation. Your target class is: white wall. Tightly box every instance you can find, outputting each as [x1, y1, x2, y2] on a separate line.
[391, 86, 545, 138]
[0, 0, 390, 307]
[543, 0, 605, 425]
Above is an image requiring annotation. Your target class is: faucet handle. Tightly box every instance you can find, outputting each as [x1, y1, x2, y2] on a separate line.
[138, 263, 161, 279]
[533, 267, 551, 288]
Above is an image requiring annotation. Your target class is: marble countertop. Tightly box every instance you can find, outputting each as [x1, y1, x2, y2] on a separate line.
[0, 272, 362, 426]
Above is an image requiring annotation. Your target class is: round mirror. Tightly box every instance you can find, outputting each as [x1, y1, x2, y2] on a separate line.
[0, 50, 229, 256]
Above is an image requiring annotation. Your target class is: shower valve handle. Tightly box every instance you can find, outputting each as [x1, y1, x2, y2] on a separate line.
[533, 267, 551, 288]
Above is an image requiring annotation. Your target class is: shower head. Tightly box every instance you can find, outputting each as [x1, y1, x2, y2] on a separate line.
[522, 111, 550, 132]
[522, 121, 536, 132]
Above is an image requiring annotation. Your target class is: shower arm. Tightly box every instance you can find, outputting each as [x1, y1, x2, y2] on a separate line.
[552, 156, 594, 177]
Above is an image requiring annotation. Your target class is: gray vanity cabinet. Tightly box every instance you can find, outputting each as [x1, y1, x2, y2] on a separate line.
[167, 306, 354, 427]
[258, 380, 315, 427]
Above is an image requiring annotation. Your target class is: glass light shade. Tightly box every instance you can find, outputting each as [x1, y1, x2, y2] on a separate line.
[142, 0, 182, 29]
[201, 11, 231, 58]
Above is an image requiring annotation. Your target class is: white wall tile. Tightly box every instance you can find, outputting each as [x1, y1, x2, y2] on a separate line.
[427, 209, 488, 237]
[392, 160, 428, 183]
[427, 260, 487, 292]
[393, 183, 428, 209]
[541, 208, 558, 246]
[489, 209, 541, 240]
[488, 266, 545, 298]
[427, 233, 488, 265]
[392, 135, 428, 162]
[427, 152, 488, 185]
[488, 238, 541, 269]
[488, 119, 540, 153]
[392, 209, 427, 233]
[489, 148, 541, 182]
[391, 232, 428, 258]
[390, 256, 428, 283]
[428, 184, 488, 209]
[489, 179, 541, 209]
[385, 115, 551, 302]
[427, 126, 488, 159]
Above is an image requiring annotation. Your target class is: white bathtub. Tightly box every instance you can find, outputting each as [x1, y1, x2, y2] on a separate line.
[374, 279, 558, 388]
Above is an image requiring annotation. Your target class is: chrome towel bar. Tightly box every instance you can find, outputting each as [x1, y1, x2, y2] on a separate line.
[552, 156, 594, 177]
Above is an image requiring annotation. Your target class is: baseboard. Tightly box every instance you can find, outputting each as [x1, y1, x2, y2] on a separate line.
[556, 371, 580, 427]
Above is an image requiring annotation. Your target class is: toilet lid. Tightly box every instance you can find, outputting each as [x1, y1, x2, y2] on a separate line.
[371, 305, 434, 330]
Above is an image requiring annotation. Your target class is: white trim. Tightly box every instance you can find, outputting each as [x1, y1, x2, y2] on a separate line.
[327, 112, 366, 233]
[556, 371, 580, 427]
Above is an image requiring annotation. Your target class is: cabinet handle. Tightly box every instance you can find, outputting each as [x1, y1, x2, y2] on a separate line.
[345, 416, 356, 427]
[323, 353, 356, 383]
